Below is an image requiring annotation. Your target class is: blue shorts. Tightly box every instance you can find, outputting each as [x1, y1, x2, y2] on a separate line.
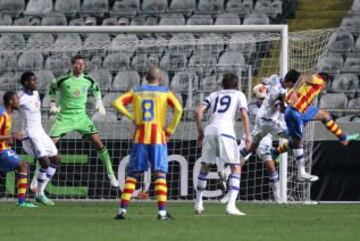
[285, 105, 319, 139]
[128, 144, 168, 174]
[0, 149, 21, 173]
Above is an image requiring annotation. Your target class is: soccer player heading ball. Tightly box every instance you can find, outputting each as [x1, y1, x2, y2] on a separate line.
[48, 54, 118, 187]
[0, 91, 37, 207]
[112, 65, 183, 220]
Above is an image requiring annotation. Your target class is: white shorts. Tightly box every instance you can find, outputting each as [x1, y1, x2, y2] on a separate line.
[239, 134, 273, 163]
[22, 130, 58, 158]
[252, 117, 287, 147]
[200, 134, 240, 165]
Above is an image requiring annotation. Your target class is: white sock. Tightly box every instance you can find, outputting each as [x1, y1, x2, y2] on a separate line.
[46, 163, 57, 180]
[196, 171, 207, 206]
[228, 173, 240, 207]
[158, 210, 166, 216]
[37, 168, 48, 196]
[119, 208, 127, 214]
[293, 149, 306, 175]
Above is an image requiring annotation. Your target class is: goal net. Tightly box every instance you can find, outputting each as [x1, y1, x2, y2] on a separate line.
[0, 26, 334, 203]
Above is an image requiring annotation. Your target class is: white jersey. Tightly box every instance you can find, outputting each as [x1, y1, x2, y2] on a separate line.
[18, 90, 43, 135]
[247, 99, 262, 126]
[202, 89, 248, 137]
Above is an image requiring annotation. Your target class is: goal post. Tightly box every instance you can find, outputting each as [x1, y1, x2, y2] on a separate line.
[0, 25, 332, 203]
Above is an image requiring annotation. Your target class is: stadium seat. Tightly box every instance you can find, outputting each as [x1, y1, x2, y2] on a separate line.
[25, 0, 53, 16]
[168, 0, 196, 13]
[319, 93, 348, 109]
[351, 0, 360, 11]
[93, 111, 118, 122]
[101, 17, 117, 26]
[44, 55, 71, 76]
[17, 52, 44, 71]
[14, 16, 41, 26]
[330, 74, 359, 96]
[41, 11, 67, 26]
[34, 70, 54, 91]
[187, 14, 213, 25]
[69, 18, 85, 26]
[316, 52, 343, 74]
[197, 0, 224, 14]
[88, 69, 112, 92]
[194, 33, 224, 57]
[112, 71, 141, 91]
[188, 55, 217, 75]
[347, 97, 360, 109]
[110, 0, 139, 17]
[243, 13, 270, 25]
[0, 0, 24, 17]
[199, 74, 221, 92]
[343, 57, 360, 73]
[0, 72, 16, 89]
[171, 72, 199, 92]
[132, 53, 159, 71]
[110, 34, 138, 55]
[225, 0, 253, 16]
[141, 0, 167, 13]
[227, 33, 256, 60]
[270, 0, 283, 18]
[340, 16, 360, 33]
[54, 0, 80, 17]
[159, 14, 186, 25]
[215, 13, 241, 25]
[26, 33, 54, 51]
[0, 14, 12, 25]
[328, 29, 355, 52]
[83, 33, 111, 57]
[0, 53, 17, 72]
[103, 52, 130, 73]
[217, 51, 245, 71]
[254, 0, 272, 15]
[81, 0, 109, 17]
[87, 55, 102, 70]
[0, 33, 25, 51]
[102, 93, 119, 108]
[160, 53, 188, 71]
[169, 33, 195, 58]
[52, 33, 82, 56]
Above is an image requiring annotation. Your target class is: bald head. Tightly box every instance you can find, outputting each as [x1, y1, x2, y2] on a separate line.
[145, 65, 162, 84]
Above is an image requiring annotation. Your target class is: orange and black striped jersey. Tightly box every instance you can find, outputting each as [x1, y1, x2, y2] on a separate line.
[113, 85, 183, 144]
[285, 74, 325, 113]
[0, 107, 12, 152]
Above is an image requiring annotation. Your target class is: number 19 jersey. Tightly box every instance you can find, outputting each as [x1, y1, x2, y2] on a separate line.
[202, 89, 248, 137]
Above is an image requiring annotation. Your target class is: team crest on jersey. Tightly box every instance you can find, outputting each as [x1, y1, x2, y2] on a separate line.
[73, 90, 81, 97]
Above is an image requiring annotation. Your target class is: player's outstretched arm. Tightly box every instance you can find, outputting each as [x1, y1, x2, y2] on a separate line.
[112, 91, 135, 121]
[240, 108, 252, 149]
[165, 92, 183, 137]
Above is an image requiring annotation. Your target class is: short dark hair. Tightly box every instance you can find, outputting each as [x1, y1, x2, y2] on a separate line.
[222, 73, 239, 90]
[317, 72, 331, 82]
[284, 69, 301, 84]
[3, 91, 16, 107]
[71, 54, 84, 64]
[20, 71, 35, 86]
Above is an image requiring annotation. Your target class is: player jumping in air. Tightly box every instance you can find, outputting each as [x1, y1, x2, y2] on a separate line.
[195, 73, 251, 216]
[112, 65, 183, 220]
[18, 72, 60, 206]
[48, 54, 118, 187]
[273, 70, 359, 182]
[0, 91, 37, 207]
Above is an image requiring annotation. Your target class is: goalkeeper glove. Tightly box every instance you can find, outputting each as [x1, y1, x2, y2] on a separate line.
[49, 101, 60, 115]
[95, 99, 106, 116]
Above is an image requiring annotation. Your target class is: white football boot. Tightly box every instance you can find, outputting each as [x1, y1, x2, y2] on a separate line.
[297, 172, 319, 182]
[225, 205, 246, 216]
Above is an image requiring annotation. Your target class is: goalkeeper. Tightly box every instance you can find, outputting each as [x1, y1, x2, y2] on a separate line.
[48, 54, 118, 187]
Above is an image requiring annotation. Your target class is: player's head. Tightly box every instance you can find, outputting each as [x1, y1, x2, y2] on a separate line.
[253, 83, 267, 100]
[71, 54, 85, 75]
[222, 73, 239, 90]
[145, 65, 162, 84]
[3, 91, 19, 110]
[284, 69, 301, 88]
[20, 71, 37, 91]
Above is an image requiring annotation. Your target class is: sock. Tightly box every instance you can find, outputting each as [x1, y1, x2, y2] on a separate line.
[154, 174, 167, 215]
[293, 148, 306, 175]
[322, 118, 346, 141]
[228, 173, 241, 207]
[268, 171, 280, 200]
[17, 172, 28, 204]
[275, 140, 289, 155]
[196, 171, 207, 205]
[119, 176, 137, 213]
[97, 148, 114, 176]
[37, 167, 48, 196]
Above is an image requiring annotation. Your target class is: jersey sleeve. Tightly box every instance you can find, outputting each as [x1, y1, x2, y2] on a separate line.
[237, 92, 248, 111]
[0, 115, 5, 129]
[90, 81, 102, 100]
[48, 78, 58, 102]
[112, 91, 135, 120]
[166, 91, 183, 135]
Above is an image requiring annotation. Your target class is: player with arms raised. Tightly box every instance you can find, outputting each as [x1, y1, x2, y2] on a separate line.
[112, 65, 183, 220]
[48, 54, 118, 187]
[195, 73, 251, 216]
[18, 72, 60, 206]
[0, 91, 37, 207]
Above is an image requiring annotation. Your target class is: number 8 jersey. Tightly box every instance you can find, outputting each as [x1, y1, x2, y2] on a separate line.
[202, 90, 248, 138]
[113, 85, 183, 144]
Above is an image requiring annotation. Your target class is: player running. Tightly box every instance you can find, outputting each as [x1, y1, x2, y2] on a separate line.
[273, 70, 359, 182]
[0, 91, 37, 207]
[112, 65, 183, 220]
[18, 72, 60, 206]
[195, 73, 251, 216]
[48, 54, 118, 187]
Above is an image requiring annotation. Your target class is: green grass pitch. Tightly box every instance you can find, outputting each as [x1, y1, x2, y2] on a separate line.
[0, 202, 359, 241]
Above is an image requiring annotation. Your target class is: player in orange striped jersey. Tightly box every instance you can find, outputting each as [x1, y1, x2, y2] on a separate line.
[0, 91, 37, 207]
[112, 65, 183, 220]
[273, 70, 359, 182]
